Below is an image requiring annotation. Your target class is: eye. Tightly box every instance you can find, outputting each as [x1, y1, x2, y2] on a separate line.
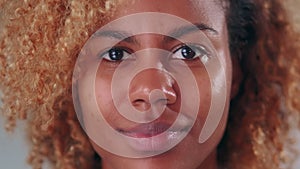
[172, 45, 209, 60]
[101, 47, 131, 61]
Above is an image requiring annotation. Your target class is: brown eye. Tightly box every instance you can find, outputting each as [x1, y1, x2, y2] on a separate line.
[102, 47, 130, 61]
[180, 46, 196, 59]
[172, 45, 209, 60]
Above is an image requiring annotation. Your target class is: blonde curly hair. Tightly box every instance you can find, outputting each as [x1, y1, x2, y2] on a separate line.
[0, 0, 299, 169]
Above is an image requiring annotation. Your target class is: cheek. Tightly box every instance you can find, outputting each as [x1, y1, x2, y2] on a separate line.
[95, 70, 112, 107]
[187, 66, 211, 138]
[189, 52, 231, 144]
[94, 65, 120, 124]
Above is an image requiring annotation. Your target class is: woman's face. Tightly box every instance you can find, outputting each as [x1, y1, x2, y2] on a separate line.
[75, 0, 232, 169]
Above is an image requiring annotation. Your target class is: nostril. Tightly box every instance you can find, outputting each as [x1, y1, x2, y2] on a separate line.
[134, 99, 145, 103]
[132, 99, 151, 111]
[151, 98, 168, 105]
[149, 89, 167, 104]
[129, 69, 178, 111]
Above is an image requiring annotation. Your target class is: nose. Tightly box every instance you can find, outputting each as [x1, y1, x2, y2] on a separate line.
[129, 69, 177, 111]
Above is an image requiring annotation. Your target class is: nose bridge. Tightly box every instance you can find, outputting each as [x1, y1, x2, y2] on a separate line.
[136, 48, 167, 69]
[129, 68, 177, 110]
[133, 68, 172, 91]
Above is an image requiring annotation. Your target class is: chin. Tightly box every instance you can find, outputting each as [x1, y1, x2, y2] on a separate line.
[91, 134, 212, 169]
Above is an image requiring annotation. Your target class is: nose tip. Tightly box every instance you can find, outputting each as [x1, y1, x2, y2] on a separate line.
[129, 69, 177, 111]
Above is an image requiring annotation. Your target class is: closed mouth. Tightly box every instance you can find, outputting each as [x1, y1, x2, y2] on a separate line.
[117, 113, 192, 138]
[118, 122, 172, 138]
[115, 113, 194, 153]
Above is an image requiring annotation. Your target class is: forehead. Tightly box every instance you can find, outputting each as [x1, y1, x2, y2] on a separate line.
[114, 0, 224, 13]
[109, 0, 226, 34]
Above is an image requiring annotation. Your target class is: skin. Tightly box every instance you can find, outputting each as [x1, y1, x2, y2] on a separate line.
[77, 0, 235, 169]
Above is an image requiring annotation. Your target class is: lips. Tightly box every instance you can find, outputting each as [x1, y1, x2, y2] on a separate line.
[117, 112, 193, 138]
[115, 113, 193, 152]
[118, 122, 172, 138]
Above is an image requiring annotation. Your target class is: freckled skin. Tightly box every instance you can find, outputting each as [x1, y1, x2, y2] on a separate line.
[78, 0, 233, 169]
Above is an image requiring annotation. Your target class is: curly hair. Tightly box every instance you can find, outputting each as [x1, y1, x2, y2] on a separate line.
[0, 0, 299, 169]
[219, 0, 300, 169]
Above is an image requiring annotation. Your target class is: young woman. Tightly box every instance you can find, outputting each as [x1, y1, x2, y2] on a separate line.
[0, 0, 299, 169]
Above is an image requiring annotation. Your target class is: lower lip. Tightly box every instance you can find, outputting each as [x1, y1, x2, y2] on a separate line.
[120, 130, 188, 153]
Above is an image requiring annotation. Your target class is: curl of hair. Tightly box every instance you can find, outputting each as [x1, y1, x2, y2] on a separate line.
[0, 0, 299, 169]
[219, 0, 300, 169]
[0, 0, 115, 168]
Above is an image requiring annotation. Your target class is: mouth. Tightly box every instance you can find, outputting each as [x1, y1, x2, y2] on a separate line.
[117, 112, 193, 138]
[115, 113, 194, 153]
[118, 122, 173, 138]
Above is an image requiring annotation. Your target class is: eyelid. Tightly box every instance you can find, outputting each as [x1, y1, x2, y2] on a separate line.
[99, 46, 132, 61]
[171, 43, 211, 59]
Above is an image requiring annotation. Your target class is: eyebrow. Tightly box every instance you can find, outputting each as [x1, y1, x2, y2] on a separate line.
[93, 30, 140, 45]
[93, 23, 217, 44]
[165, 23, 218, 42]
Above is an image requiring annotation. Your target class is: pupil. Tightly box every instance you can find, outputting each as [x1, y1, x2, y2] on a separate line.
[108, 48, 124, 61]
[181, 46, 196, 59]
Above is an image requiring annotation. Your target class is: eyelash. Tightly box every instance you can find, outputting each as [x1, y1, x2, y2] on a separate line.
[171, 44, 210, 61]
[100, 47, 132, 62]
[99, 44, 210, 63]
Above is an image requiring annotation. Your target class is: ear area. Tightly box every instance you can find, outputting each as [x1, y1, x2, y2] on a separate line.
[230, 57, 242, 99]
